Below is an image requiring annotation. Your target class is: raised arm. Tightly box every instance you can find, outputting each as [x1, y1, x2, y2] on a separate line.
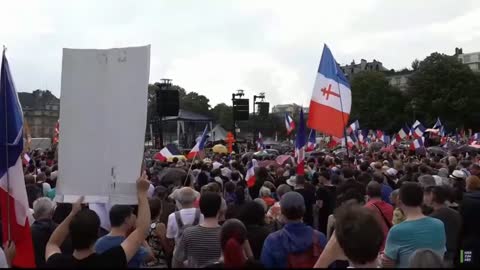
[45, 196, 84, 261]
[121, 171, 151, 262]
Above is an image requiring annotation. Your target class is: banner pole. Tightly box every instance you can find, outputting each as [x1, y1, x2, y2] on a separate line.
[2, 47, 12, 241]
[336, 81, 349, 159]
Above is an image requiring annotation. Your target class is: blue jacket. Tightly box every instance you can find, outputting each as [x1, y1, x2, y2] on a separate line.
[260, 222, 327, 268]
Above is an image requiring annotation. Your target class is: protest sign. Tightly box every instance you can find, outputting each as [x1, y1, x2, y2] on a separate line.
[56, 45, 150, 205]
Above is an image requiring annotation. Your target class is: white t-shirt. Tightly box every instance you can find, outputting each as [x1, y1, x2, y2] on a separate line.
[166, 208, 204, 243]
[0, 248, 8, 268]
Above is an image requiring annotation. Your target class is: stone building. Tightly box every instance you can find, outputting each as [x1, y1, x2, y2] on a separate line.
[18, 90, 60, 138]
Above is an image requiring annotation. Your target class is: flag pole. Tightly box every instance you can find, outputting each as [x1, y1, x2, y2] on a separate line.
[184, 151, 198, 187]
[2, 46, 12, 241]
[336, 81, 350, 159]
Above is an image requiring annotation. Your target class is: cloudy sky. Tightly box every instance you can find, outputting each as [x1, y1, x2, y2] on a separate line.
[2, 0, 479, 107]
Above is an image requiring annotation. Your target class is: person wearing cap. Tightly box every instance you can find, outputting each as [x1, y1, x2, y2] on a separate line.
[459, 175, 480, 267]
[260, 191, 327, 268]
[450, 170, 467, 205]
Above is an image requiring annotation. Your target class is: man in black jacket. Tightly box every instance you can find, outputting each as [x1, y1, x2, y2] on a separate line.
[31, 197, 72, 267]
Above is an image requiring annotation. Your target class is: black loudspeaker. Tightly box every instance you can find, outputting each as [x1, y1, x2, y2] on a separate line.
[257, 102, 270, 118]
[233, 98, 249, 121]
[157, 90, 179, 117]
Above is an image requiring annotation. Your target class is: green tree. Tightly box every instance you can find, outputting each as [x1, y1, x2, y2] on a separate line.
[211, 103, 233, 129]
[180, 92, 211, 115]
[350, 72, 408, 132]
[406, 53, 480, 129]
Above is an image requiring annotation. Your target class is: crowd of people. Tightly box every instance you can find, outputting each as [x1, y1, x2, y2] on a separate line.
[1, 146, 480, 268]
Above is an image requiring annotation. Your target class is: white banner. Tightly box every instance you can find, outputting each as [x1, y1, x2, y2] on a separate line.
[56, 45, 151, 205]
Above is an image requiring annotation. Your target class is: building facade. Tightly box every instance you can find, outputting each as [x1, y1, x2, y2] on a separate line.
[18, 90, 60, 138]
[340, 59, 388, 80]
[455, 47, 480, 73]
[271, 103, 308, 114]
[387, 71, 413, 92]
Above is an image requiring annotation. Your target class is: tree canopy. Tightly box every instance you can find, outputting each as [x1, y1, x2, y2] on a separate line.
[350, 72, 408, 132]
[406, 52, 480, 130]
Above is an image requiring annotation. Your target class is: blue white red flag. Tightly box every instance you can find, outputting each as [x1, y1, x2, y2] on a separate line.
[410, 137, 425, 150]
[413, 123, 426, 139]
[246, 159, 258, 188]
[187, 125, 209, 159]
[396, 125, 410, 141]
[0, 50, 36, 267]
[432, 117, 443, 130]
[307, 44, 351, 138]
[471, 132, 480, 143]
[306, 129, 316, 151]
[295, 109, 306, 175]
[257, 132, 264, 151]
[285, 113, 295, 135]
[154, 144, 182, 162]
[346, 120, 360, 135]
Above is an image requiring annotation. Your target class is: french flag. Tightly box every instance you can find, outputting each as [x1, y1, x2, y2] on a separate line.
[410, 137, 425, 151]
[381, 135, 391, 145]
[376, 130, 384, 141]
[295, 109, 306, 175]
[471, 132, 480, 143]
[187, 125, 209, 159]
[396, 125, 410, 141]
[432, 117, 443, 130]
[345, 133, 357, 149]
[257, 132, 264, 151]
[154, 144, 181, 162]
[285, 113, 295, 135]
[327, 136, 341, 149]
[246, 159, 258, 188]
[357, 130, 367, 145]
[346, 120, 359, 135]
[0, 50, 36, 267]
[307, 44, 351, 138]
[412, 123, 426, 139]
[306, 129, 316, 151]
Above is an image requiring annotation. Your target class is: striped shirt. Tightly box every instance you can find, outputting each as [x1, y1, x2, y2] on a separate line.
[173, 225, 221, 268]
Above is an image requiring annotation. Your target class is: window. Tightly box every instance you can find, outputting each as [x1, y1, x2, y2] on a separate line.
[463, 55, 471, 63]
[52, 105, 58, 111]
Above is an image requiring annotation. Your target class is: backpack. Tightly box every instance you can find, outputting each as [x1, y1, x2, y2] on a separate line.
[285, 229, 323, 268]
[175, 209, 201, 240]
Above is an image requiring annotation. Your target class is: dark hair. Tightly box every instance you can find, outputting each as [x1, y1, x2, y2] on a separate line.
[359, 161, 370, 172]
[357, 172, 372, 187]
[419, 165, 431, 174]
[172, 157, 179, 163]
[366, 181, 382, 198]
[199, 192, 222, 218]
[372, 172, 384, 184]
[69, 209, 100, 249]
[234, 185, 245, 205]
[335, 204, 383, 265]
[109, 205, 134, 227]
[231, 171, 240, 182]
[400, 182, 423, 207]
[225, 181, 236, 193]
[149, 198, 162, 221]
[342, 168, 355, 179]
[238, 201, 265, 226]
[431, 186, 449, 204]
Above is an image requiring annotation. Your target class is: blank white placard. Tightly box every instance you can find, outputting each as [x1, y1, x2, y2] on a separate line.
[56, 45, 150, 205]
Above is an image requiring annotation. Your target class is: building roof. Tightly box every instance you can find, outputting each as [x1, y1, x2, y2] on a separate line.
[163, 109, 212, 122]
[18, 90, 59, 110]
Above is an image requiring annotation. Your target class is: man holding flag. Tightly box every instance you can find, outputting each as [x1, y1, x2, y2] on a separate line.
[307, 44, 351, 138]
[1, 49, 36, 267]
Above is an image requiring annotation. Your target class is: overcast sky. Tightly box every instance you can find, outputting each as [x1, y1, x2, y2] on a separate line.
[2, 0, 479, 107]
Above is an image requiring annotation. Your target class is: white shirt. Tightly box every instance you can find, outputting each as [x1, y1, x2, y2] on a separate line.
[0, 248, 8, 268]
[166, 208, 204, 243]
